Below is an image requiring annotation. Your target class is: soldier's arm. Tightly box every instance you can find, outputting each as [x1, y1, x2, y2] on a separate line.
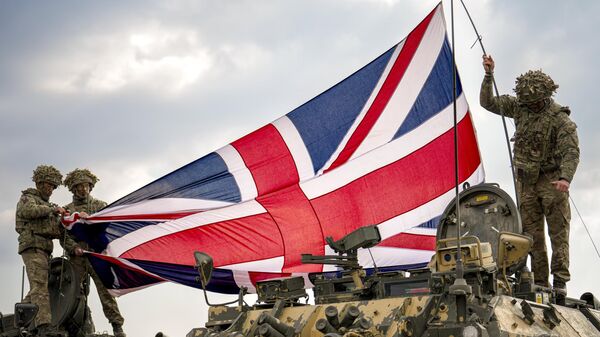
[556, 114, 580, 183]
[479, 74, 518, 118]
[16, 195, 54, 219]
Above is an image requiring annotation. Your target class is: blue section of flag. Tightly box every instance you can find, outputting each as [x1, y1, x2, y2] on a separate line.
[129, 260, 241, 294]
[394, 38, 462, 138]
[71, 222, 112, 253]
[72, 220, 162, 253]
[416, 215, 441, 229]
[110, 152, 240, 207]
[287, 46, 395, 173]
[89, 254, 163, 290]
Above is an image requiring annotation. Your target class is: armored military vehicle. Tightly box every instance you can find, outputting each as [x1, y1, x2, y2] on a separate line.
[187, 184, 600, 337]
[0, 257, 112, 337]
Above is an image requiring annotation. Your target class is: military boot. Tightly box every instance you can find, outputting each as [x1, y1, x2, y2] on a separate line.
[112, 323, 126, 337]
[553, 279, 567, 306]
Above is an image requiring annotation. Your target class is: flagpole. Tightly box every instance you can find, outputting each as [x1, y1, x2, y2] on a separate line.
[449, 0, 472, 323]
[450, 0, 463, 280]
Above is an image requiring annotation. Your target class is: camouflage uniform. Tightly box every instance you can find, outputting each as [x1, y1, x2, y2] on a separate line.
[15, 165, 67, 327]
[63, 169, 125, 336]
[480, 70, 580, 287]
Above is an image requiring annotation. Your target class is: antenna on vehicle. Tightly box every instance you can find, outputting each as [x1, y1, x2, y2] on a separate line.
[448, 0, 472, 323]
[21, 266, 25, 301]
[367, 247, 379, 274]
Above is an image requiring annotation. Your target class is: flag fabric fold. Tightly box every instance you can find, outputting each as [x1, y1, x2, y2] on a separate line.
[69, 3, 484, 295]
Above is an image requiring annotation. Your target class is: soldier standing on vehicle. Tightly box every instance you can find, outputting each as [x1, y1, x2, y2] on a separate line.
[63, 168, 126, 337]
[480, 55, 580, 300]
[15, 165, 69, 336]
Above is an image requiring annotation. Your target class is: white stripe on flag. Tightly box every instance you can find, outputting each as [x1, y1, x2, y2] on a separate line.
[272, 117, 315, 181]
[105, 200, 267, 257]
[321, 245, 433, 271]
[352, 6, 446, 160]
[232, 270, 256, 293]
[357, 246, 434, 268]
[216, 144, 258, 202]
[88, 198, 233, 221]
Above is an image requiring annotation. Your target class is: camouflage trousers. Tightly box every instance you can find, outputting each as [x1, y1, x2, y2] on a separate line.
[517, 171, 571, 287]
[70, 254, 125, 326]
[21, 248, 52, 326]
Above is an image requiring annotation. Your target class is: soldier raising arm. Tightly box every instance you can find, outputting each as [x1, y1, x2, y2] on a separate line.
[478, 55, 580, 303]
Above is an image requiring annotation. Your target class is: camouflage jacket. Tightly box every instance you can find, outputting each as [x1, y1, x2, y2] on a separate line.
[480, 74, 580, 183]
[64, 195, 107, 252]
[15, 188, 68, 254]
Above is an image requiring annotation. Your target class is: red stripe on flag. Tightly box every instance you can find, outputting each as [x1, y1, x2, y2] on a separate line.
[119, 213, 284, 267]
[325, 6, 438, 172]
[379, 233, 436, 251]
[232, 124, 299, 197]
[312, 113, 480, 241]
[257, 185, 324, 273]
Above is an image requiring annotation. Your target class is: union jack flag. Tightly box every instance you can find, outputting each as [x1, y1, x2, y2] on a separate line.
[69, 3, 484, 295]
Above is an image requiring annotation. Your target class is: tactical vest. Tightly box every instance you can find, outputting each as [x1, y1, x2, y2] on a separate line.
[15, 189, 63, 254]
[512, 102, 563, 183]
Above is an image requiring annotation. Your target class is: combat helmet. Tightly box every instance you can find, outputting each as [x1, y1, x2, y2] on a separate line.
[63, 168, 99, 192]
[513, 69, 558, 104]
[32, 165, 63, 187]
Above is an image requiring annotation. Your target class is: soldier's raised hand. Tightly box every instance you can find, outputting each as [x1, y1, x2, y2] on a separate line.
[551, 180, 570, 192]
[483, 54, 495, 73]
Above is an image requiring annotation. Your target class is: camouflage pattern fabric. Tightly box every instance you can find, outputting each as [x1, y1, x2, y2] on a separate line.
[518, 172, 571, 286]
[16, 186, 78, 328]
[480, 73, 579, 286]
[15, 188, 63, 254]
[64, 196, 125, 327]
[21, 248, 52, 326]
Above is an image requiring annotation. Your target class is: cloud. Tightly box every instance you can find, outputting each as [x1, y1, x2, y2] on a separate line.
[37, 24, 213, 95]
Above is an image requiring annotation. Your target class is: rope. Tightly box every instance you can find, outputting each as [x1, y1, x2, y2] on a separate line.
[570, 195, 600, 260]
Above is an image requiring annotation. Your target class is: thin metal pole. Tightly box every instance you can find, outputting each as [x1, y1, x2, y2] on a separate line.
[451, 0, 464, 280]
[459, 0, 520, 207]
[21, 266, 25, 301]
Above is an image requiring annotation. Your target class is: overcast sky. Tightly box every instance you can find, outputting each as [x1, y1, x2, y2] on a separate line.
[1, 1, 599, 336]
